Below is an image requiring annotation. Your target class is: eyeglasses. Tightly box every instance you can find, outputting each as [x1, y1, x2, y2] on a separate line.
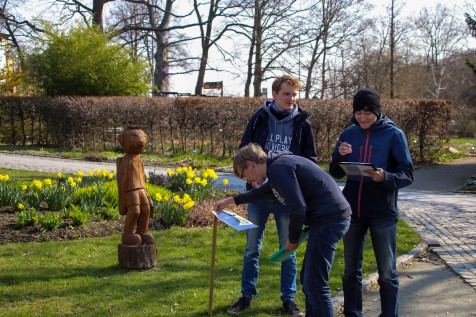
[240, 167, 247, 180]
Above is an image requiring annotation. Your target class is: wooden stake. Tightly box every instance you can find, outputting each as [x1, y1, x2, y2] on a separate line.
[208, 215, 218, 316]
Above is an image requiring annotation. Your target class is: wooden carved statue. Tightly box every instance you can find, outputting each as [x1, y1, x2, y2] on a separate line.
[117, 126, 154, 246]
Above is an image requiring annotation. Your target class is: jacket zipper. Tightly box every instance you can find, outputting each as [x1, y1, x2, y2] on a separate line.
[357, 130, 371, 217]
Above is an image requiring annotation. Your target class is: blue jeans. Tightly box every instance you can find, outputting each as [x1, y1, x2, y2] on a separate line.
[241, 199, 296, 301]
[301, 216, 350, 317]
[342, 217, 399, 317]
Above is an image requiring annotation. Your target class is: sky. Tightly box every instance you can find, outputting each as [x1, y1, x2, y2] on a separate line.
[17, 0, 476, 97]
[168, 0, 476, 97]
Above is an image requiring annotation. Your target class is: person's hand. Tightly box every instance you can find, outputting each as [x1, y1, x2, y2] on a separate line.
[366, 168, 385, 183]
[338, 142, 352, 156]
[214, 197, 236, 211]
[250, 181, 260, 188]
[285, 239, 298, 252]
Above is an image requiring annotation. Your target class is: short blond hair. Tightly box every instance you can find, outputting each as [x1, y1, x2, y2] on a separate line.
[272, 75, 302, 94]
[233, 143, 267, 178]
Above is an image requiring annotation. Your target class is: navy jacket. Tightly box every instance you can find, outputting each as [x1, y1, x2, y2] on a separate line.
[234, 152, 351, 243]
[329, 116, 414, 221]
[240, 102, 318, 163]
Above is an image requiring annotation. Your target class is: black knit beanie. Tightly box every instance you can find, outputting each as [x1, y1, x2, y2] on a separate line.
[352, 88, 381, 116]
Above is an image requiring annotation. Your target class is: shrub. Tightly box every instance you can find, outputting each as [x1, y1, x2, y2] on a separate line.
[64, 204, 89, 227]
[15, 207, 39, 228]
[153, 191, 195, 227]
[165, 167, 221, 201]
[0, 174, 23, 210]
[97, 201, 120, 220]
[38, 212, 61, 230]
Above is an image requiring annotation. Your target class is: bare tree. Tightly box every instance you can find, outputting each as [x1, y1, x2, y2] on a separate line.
[387, 0, 406, 99]
[415, 4, 467, 99]
[192, 0, 244, 96]
[108, 0, 204, 93]
[0, 0, 47, 67]
[229, 0, 302, 97]
[295, 0, 368, 99]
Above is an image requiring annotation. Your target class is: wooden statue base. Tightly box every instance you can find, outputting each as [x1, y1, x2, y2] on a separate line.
[118, 243, 157, 269]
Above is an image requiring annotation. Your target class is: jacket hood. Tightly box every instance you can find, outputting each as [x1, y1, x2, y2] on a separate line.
[267, 150, 293, 163]
[262, 100, 299, 122]
[351, 114, 397, 132]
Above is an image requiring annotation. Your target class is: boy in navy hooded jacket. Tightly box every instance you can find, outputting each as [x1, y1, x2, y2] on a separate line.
[329, 88, 413, 317]
[215, 143, 351, 317]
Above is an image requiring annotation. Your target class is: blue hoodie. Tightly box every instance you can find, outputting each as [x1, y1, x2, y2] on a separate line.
[234, 151, 351, 243]
[239, 100, 317, 163]
[329, 116, 414, 221]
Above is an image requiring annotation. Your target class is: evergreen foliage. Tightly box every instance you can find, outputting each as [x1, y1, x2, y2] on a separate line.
[465, 13, 476, 75]
[26, 22, 151, 96]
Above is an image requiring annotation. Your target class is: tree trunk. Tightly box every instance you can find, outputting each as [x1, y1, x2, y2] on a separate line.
[252, 0, 263, 98]
[118, 243, 157, 269]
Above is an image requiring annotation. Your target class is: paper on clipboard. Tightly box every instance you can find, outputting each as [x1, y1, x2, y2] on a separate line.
[338, 162, 377, 176]
[212, 210, 258, 231]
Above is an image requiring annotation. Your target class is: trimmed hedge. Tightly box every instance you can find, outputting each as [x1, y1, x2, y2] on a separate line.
[0, 96, 450, 162]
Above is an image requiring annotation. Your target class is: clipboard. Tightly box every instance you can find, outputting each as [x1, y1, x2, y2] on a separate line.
[338, 162, 377, 176]
[269, 227, 309, 262]
[212, 210, 257, 231]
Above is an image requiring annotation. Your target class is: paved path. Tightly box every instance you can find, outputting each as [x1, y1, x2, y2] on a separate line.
[1, 152, 475, 314]
[398, 157, 476, 292]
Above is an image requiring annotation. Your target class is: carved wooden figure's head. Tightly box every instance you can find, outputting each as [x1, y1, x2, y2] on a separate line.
[119, 127, 147, 155]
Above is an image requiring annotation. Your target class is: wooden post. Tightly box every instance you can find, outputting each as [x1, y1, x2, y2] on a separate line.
[208, 215, 218, 316]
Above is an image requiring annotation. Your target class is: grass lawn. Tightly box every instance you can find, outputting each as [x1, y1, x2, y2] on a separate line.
[0, 219, 420, 317]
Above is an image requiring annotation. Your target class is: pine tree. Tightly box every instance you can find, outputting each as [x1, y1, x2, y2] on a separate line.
[465, 13, 476, 75]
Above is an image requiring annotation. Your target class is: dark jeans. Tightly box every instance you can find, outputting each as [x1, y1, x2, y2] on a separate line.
[342, 217, 399, 317]
[301, 215, 350, 317]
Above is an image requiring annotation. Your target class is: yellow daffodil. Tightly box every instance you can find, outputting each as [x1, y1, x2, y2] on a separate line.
[44, 178, 53, 186]
[183, 201, 195, 210]
[186, 178, 193, 185]
[76, 171, 85, 177]
[222, 179, 229, 186]
[155, 193, 163, 201]
[32, 180, 43, 190]
[205, 168, 218, 179]
[21, 184, 28, 191]
[17, 203, 24, 210]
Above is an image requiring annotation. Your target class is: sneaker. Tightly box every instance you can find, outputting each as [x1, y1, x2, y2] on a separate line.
[282, 300, 304, 317]
[227, 296, 252, 314]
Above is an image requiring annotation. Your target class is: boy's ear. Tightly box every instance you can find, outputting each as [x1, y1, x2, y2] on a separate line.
[245, 160, 252, 169]
[246, 160, 256, 169]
